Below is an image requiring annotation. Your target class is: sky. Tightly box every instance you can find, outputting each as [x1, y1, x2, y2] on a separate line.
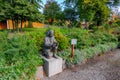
[40, 0, 64, 12]
[42, 0, 64, 5]
[41, 0, 120, 13]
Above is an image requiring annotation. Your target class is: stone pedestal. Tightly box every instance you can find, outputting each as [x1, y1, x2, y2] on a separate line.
[43, 56, 63, 77]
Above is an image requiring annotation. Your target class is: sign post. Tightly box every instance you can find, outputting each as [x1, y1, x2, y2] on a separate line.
[71, 39, 77, 58]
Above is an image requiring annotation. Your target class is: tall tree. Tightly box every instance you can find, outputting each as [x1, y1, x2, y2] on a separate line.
[65, 0, 111, 25]
[43, 0, 61, 25]
[0, 0, 12, 21]
[0, 0, 44, 31]
[107, 0, 120, 7]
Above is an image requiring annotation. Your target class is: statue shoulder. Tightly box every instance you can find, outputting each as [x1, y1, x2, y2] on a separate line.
[51, 36, 56, 39]
[44, 36, 49, 40]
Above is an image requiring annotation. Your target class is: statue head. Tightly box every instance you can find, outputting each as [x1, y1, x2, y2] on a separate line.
[47, 30, 54, 37]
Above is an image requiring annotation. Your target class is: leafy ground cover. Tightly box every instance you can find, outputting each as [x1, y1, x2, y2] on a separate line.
[0, 31, 43, 80]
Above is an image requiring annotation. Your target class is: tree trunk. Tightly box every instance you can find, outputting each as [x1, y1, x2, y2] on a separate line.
[20, 19, 23, 32]
[12, 19, 15, 32]
[15, 20, 19, 32]
[50, 18, 53, 25]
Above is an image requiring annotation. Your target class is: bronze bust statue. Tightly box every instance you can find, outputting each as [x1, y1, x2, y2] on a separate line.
[43, 30, 58, 58]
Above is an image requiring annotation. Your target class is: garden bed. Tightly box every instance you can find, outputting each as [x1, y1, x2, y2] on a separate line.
[58, 42, 118, 69]
[0, 27, 119, 79]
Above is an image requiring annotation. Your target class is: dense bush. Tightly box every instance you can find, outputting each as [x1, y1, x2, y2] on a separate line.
[28, 28, 47, 51]
[116, 20, 120, 26]
[24, 27, 118, 52]
[0, 32, 43, 80]
[22, 28, 44, 32]
[23, 27, 118, 50]
[64, 28, 92, 49]
[59, 26, 118, 64]
[51, 28, 70, 50]
[0, 31, 8, 54]
[92, 30, 118, 45]
[28, 28, 69, 51]
[60, 28, 118, 50]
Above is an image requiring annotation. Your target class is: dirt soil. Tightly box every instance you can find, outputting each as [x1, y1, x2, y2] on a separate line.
[42, 49, 120, 80]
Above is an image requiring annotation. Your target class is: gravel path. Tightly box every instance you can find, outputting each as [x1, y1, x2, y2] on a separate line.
[42, 49, 120, 80]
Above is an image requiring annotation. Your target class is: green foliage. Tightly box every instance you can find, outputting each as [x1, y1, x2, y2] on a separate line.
[27, 27, 69, 51]
[0, 32, 43, 80]
[65, 0, 110, 25]
[92, 30, 118, 44]
[58, 49, 71, 63]
[115, 27, 120, 48]
[107, 0, 120, 6]
[81, 42, 118, 59]
[0, 26, 119, 78]
[57, 49, 81, 66]
[0, 31, 8, 68]
[63, 7, 77, 22]
[60, 27, 71, 36]
[0, 0, 44, 31]
[110, 22, 120, 28]
[23, 27, 118, 51]
[58, 27, 118, 66]
[28, 28, 47, 51]
[43, 0, 61, 24]
[116, 20, 120, 26]
[58, 42, 118, 66]
[60, 28, 118, 49]
[52, 28, 70, 50]
[23, 28, 43, 32]
[63, 28, 93, 49]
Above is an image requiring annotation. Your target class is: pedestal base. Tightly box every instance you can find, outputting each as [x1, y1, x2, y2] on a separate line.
[43, 56, 62, 77]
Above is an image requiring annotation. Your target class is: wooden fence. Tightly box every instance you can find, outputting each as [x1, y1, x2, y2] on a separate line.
[0, 20, 45, 30]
